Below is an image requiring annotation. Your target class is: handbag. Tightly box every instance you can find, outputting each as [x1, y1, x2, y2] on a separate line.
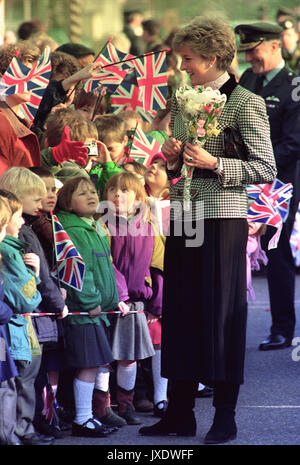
[222, 127, 248, 161]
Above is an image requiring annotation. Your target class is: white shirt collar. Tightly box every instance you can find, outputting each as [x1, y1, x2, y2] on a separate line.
[203, 71, 230, 90]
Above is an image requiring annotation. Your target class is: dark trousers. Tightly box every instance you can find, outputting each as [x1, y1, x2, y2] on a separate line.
[0, 378, 18, 444]
[15, 355, 41, 438]
[261, 199, 298, 339]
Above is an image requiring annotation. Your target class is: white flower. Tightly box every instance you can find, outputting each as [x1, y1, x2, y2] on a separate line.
[176, 85, 226, 118]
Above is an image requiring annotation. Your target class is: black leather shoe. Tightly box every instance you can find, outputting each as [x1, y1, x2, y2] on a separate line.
[139, 417, 196, 437]
[34, 417, 65, 438]
[72, 418, 112, 437]
[21, 433, 55, 445]
[153, 400, 168, 418]
[259, 334, 292, 351]
[196, 386, 214, 398]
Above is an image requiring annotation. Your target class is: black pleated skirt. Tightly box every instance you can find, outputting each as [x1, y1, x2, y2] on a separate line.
[161, 218, 248, 385]
[63, 322, 114, 368]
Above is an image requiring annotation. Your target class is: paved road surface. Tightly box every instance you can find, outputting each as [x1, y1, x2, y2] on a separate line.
[27, 275, 300, 453]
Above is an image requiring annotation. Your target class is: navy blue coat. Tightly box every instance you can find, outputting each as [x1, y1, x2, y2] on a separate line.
[19, 214, 65, 343]
[0, 279, 18, 382]
[240, 66, 300, 200]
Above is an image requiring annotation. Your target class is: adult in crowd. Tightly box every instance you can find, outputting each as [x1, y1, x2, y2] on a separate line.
[17, 18, 46, 41]
[123, 9, 145, 56]
[276, 7, 294, 25]
[142, 19, 161, 52]
[0, 42, 97, 173]
[139, 16, 276, 444]
[278, 17, 300, 73]
[0, 41, 42, 173]
[236, 22, 300, 350]
[55, 43, 95, 68]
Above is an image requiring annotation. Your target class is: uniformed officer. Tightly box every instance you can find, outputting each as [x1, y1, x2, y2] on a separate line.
[276, 7, 294, 25]
[279, 17, 300, 73]
[235, 22, 300, 350]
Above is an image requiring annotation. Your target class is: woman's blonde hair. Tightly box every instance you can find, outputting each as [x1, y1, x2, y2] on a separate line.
[0, 167, 46, 200]
[172, 16, 236, 71]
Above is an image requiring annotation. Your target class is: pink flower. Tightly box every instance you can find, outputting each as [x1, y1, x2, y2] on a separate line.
[197, 119, 205, 128]
[197, 127, 206, 137]
[204, 105, 213, 113]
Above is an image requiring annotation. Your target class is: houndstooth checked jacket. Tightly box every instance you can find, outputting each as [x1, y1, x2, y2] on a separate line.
[168, 75, 277, 221]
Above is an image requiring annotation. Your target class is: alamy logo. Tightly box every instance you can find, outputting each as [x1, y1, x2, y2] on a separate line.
[291, 337, 300, 361]
[0, 337, 6, 361]
[291, 77, 300, 101]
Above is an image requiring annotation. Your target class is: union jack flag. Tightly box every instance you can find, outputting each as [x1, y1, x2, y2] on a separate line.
[129, 126, 162, 166]
[51, 214, 85, 291]
[133, 50, 168, 112]
[247, 178, 293, 222]
[42, 383, 60, 428]
[0, 46, 51, 121]
[247, 192, 284, 249]
[84, 40, 134, 96]
[110, 80, 156, 123]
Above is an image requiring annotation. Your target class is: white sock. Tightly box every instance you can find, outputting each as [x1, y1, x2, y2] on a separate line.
[152, 350, 168, 406]
[51, 384, 58, 397]
[94, 367, 110, 392]
[117, 363, 137, 391]
[73, 378, 97, 426]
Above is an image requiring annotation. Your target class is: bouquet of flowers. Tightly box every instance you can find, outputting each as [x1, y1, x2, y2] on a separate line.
[175, 85, 227, 206]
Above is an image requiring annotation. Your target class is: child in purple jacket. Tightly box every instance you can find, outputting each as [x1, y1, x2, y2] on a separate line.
[100, 171, 165, 425]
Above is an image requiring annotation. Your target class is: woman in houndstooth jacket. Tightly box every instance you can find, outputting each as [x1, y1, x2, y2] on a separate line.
[139, 16, 277, 444]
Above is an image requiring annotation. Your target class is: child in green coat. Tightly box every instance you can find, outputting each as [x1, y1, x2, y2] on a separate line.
[56, 176, 125, 437]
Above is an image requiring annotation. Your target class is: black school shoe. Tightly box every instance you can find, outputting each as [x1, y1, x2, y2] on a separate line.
[139, 412, 196, 437]
[72, 418, 114, 438]
[34, 416, 65, 439]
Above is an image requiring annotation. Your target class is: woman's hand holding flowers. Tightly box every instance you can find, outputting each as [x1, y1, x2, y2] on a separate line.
[183, 143, 218, 170]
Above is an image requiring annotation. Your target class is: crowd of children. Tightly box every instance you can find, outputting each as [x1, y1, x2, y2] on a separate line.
[0, 28, 267, 445]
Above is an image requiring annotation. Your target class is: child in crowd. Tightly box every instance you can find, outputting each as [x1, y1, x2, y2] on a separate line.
[102, 172, 165, 424]
[247, 222, 267, 301]
[90, 114, 130, 196]
[118, 110, 143, 136]
[118, 110, 149, 156]
[148, 108, 171, 145]
[144, 153, 171, 237]
[94, 114, 130, 166]
[29, 166, 70, 434]
[0, 168, 68, 440]
[0, 196, 19, 445]
[42, 107, 100, 183]
[73, 89, 98, 121]
[55, 176, 125, 436]
[0, 189, 53, 445]
[123, 160, 146, 186]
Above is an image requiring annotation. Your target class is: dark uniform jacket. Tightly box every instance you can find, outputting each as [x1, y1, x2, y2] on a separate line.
[239, 66, 300, 200]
